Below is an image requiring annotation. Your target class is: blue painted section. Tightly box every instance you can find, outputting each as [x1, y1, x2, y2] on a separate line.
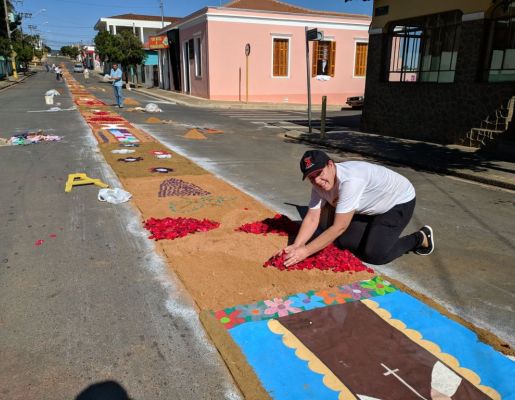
[230, 320, 339, 400]
[144, 51, 158, 66]
[374, 291, 515, 399]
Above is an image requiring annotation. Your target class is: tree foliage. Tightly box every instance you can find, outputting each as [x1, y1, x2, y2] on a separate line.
[60, 45, 80, 59]
[94, 30, 144, 66]
[13, 41, 33, 64]
[0, 37, 11, 56]
[118, 30, 145, 66]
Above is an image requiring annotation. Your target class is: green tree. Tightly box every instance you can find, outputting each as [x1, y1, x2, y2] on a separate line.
[118, 30, 145, 66]
[118, 30, 145, 84]
[0, 37, 11, 56]
[94, 30, 115, 62]
[13, 41, 33, 65]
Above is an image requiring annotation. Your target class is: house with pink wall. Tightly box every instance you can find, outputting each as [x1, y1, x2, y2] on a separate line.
[158, 0, 371, 105]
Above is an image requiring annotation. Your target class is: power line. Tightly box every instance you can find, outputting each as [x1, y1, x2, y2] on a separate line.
[54, 0, 159, 9]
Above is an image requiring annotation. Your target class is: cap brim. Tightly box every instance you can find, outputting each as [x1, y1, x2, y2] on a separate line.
[302, 168, 324, 181]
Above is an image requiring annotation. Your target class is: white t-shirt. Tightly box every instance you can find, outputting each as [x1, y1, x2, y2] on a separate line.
[308, 161, 416, 215]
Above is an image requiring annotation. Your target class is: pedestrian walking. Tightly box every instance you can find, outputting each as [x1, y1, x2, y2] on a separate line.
[278, 150, 435, 267]
[55, 66, 61, 81]
[83, 68, 89, 81]
[44, 61, 50, 72]
[109, 63, 123, 108]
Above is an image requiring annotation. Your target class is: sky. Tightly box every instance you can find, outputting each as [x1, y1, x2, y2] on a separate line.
[17, 0, 373, 50]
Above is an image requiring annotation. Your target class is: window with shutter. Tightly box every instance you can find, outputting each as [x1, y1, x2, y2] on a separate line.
[272, 38, 289, 77]
[312, 41, 336, 77]
[354, 42, 368, 77]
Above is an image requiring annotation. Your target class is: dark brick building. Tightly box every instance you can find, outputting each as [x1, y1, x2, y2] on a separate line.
[361, 0, 515, 147]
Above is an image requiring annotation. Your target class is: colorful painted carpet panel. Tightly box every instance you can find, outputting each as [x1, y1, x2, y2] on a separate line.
[215, 276, 394, 329]
[216, 279, 515, 400]
[106, 128, 139, 143]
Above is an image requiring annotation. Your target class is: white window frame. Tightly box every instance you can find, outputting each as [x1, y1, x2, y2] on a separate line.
[353, 39, 368, 78]
[194, 35, 202, 78]
[271, 35, 291, 79]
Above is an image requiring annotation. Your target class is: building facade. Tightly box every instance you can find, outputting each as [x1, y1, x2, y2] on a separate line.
[157, 0, 371, 105]
[361, 0, 515, 146]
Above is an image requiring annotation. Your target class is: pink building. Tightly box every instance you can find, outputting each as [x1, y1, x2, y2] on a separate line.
[158, 0, 371, 105]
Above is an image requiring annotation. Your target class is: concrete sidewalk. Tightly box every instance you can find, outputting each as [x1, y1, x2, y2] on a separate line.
[132, 84, 515, 191]
[284, 130, 515, 191]
[134, 86, 342, 111]
[0, 72, 35, 91]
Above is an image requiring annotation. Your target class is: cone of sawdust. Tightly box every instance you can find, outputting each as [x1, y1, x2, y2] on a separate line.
[184, 129, 207, 140]
[146, 117, 162, 124]
[124, 97, 141, 106]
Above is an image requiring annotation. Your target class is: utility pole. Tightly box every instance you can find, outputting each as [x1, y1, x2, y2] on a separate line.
[158, 0, 164, 89]
[160, 0, 164, 28]
[3, 0, 18, 79]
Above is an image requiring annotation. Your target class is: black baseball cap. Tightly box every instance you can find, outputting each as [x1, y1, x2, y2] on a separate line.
[300, 150, 330, 180]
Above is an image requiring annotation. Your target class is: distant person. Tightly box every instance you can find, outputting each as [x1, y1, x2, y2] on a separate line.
[278, 150, 435, 267]
[44, 61, 50, 72]
[83, 67, 89, 81]
[51, 63, 56, 71]
[109, 63, 123, 108]
[55, 66, 61, 81]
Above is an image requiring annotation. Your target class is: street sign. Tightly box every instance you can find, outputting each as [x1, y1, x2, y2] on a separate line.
[306, 28, 324, 41]
[148, 35, 169, 49]
[245, 43, 251, 56]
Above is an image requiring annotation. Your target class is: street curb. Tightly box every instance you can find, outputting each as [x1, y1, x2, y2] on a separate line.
[133, 87, 342, 112]
[0, 73, 33, 92]
[284, 132, 515, 191]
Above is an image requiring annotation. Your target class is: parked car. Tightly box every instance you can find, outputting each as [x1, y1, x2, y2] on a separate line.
[346, 95, 364, 109]
[73, 63, 84, 73]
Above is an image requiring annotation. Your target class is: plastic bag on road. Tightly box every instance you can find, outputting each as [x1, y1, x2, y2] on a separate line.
[45, 89, 61, 96]
[98, 188, 132, 204]
[145, 103, 162, 113]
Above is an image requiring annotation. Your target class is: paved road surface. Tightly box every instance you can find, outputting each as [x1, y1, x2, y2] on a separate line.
[0, 69, 241, 399]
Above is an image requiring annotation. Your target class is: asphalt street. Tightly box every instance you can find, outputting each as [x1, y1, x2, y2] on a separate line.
[1, 63, 514, 399]
[0, 70, 241, 399]
[80, 68, 515, 348]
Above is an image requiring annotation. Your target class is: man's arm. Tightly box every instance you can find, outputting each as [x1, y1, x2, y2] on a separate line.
[283, 210, 354, 267]
[293, 207, 321, 247]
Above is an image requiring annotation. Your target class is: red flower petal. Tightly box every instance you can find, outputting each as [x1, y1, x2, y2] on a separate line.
[144, 217, 220, 241]
[264, 244, 372, 274]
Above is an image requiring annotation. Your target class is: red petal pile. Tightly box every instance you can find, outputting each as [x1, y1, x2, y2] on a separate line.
[265, 244, 373, 273]
[144, 217, 220, 241]
[236, 214, 299, 236]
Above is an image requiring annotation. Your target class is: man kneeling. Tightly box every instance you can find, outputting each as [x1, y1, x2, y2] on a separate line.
[280, 150, 434, 267]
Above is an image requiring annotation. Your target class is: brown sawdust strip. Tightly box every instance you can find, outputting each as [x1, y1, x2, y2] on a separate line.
[184, 129, 207, 140]
[200, 311, 272, 400]
[122, 174, 372, 310]
[99, 144, 206, 178]
[145, 117, 162, 124]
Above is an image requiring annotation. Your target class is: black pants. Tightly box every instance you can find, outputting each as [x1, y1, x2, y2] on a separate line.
[335, 198, 422, 265]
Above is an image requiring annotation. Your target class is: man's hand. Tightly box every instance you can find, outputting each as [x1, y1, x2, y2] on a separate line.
[275, 244, 298, 257]
[283, 245, 310, 267]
